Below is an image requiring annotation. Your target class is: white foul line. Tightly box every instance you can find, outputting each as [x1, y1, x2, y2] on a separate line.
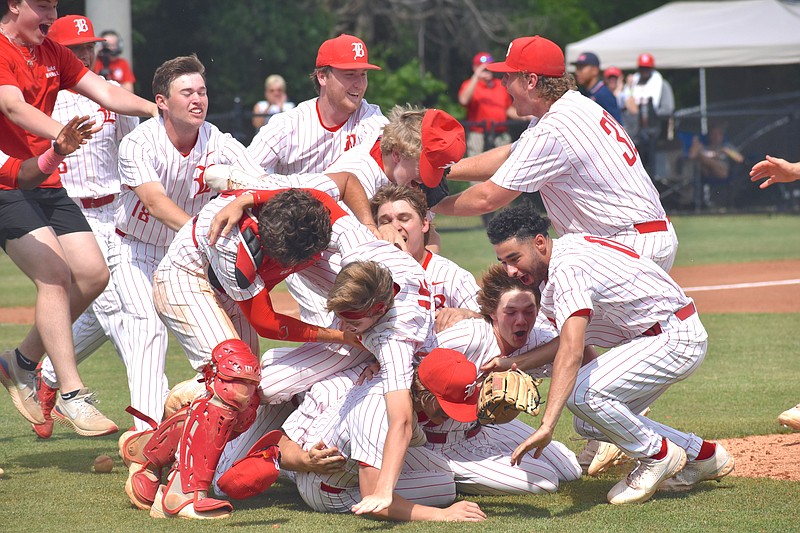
[683, 279, 800, 292]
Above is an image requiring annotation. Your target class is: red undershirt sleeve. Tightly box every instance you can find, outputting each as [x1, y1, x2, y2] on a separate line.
[236, 291, 320, 343]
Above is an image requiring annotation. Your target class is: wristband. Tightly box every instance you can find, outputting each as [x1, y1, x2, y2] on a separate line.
[37, 147, 65, 175]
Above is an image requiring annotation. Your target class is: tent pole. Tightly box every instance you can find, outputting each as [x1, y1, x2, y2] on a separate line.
[699, 67, 708, 135]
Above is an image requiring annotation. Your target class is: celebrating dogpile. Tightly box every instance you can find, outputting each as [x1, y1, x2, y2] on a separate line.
[6, 2, 772, 524]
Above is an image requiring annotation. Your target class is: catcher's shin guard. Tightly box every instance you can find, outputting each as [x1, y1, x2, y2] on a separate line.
[126, 406, 189, 510]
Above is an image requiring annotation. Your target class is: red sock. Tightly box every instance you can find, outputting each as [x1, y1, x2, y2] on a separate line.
[650, 438, 668, 460]
[695, 440, 716, 461]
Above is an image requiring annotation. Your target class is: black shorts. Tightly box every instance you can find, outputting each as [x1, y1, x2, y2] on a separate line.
[0, 187, 91, 249]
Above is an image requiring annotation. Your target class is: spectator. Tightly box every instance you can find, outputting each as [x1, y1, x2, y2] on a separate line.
[93, 29, 135, 92]
[251, 74, 295, 130]
[603, 66, 625, 110]
[688, 122, 744, 181]
[571, 52, 623, 125]
[458, 52, 516, 157]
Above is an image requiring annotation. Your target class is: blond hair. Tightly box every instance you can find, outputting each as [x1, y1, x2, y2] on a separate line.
[380, 104, 425, 159]
[327, 261, 394, 316]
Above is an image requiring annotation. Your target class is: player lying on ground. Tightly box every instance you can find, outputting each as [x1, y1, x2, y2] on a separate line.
[485, 205, 734, 504]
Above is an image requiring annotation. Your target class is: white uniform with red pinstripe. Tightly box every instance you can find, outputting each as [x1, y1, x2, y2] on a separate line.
[491, 90, 678, 271]
[39, 84, 139, 389]
[113, 117, 264, 430]
[248, 99, 388, 325]
[418, 317, 581, 495]
[542, 233, 707, 460]
[289, 379, 456, 513]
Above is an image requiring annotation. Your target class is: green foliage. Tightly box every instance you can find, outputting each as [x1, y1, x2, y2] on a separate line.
[367, 57, 460, 117]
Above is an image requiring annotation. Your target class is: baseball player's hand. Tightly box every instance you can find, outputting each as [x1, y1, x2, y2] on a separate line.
[442, 501, 487, 522]
[342, 331, 365, 350]
[356, 360, 381, 385]
[352, 491, 393, 515]
[54, 115, 95, 156]
[376, 224, 408, 252]
[208, 194, 253, 245]
[511, 425, 553, 465]
[479, 355, 514, 374]
[750, 155, 800, 188]
[306, 441, 345, 473]
[435, 307, 480, 333]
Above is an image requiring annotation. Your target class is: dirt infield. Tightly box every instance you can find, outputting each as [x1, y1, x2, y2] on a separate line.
[1, 259, 798, 480]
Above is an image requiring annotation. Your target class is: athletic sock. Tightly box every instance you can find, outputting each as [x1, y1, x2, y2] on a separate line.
[650, 438, 668, 460]
[695, 440, 716, 461]
[61, 389, 80, 401]
[15, 349, 37, 371]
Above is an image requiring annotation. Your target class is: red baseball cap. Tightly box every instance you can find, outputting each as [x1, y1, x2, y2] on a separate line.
[419, 110, 466, 188]
[48, 15, 105, 46]
[418, 348, 479, 423]
[472, 52, 493, 67]
[316, 34, 381, 70]
[216, 430, 282, 499]
[638, 53, 655, 68]
[603, 66, 623, 79]
[486, 36, 565, 77]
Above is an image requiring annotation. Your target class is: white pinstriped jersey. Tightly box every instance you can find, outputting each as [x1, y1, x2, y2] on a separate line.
[542, 233, 696, 347]
[491, 91, 667, 237]
[323, 142, 389, 198]
[52, 83, 139, 199]
[116, 117, 264, 246]
[162, 175, 371, 302]
[247, 98, 387, 174]
[421, 250, 480, 312]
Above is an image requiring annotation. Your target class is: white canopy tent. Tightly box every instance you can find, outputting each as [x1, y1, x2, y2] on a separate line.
[565, 0, 800, 132]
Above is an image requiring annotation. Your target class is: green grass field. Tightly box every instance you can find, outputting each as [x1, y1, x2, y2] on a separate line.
[0, 213, 799, 532]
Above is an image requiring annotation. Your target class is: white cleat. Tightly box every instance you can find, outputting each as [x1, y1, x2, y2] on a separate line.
[607, 439, 686, 505]
[659, 442, 734, 492]
[778, 404, 800, 431]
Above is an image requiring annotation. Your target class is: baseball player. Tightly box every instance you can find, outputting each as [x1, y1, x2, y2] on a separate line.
[247, 33, 388, 326]
[32, 14, 139, 439]
[486, 205, 733, 504]
[112, 54, 266, 430]
[433, 36, 678, 272]
[418, 263, 581, 495]
[0, 1, 157, 430]
[277, 348, 486, 521]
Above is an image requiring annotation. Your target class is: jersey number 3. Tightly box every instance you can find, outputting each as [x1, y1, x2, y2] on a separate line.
[600, 111, 637, 167]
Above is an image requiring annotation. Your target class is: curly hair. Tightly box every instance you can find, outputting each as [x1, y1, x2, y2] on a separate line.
[477, 264, 540, 320]
[534, 72, 578, 103]
[152, 54, 205, 101]
[326, 261, 394, 317]
[486, 204, 551, 246]
[380, 104, 426, 160]
[257, 189, 332, 267]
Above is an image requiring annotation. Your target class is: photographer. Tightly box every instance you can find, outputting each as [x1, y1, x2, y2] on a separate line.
[92, 30, 135, 92]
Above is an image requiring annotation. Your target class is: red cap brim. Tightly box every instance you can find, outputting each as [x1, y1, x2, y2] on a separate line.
[485, 61, 517, 73]
[324, 63, 382, 71]
[437, 391, 479, 423]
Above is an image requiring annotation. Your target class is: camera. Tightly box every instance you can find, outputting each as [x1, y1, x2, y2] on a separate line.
[97, 45, 114, 77]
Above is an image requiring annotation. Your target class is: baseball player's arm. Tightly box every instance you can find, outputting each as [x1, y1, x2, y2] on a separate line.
[481, 336, 560, 373]
[15, 115, 94, 190]
[276, 435, 345, 474]
[131, 181, 193, 232]
[446, 143, 512, 182]
[358, 465, 486, 522]
[510, 314, 588, 465]
[352, 389, 413, 515]
[750, 155, 800, 188]
[72, 70, 158, 118]
[324, 170, 377, 230]
[432, 180, 520, 216]
[0, 85, 69, 140]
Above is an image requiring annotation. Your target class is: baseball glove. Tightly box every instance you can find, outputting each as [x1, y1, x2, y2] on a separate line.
[477, 370, 542, 425]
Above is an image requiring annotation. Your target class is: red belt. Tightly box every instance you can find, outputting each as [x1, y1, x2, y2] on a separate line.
[80, 194, 115, 209]
[320, 482, 345, 494]
[424, 426, 481, 444]
[633, 219, 668, 234]
[115, 228, 127, 238]
[642, 302, 696, 337]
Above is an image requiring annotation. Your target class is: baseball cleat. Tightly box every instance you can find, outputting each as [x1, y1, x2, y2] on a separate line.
[607, 439, 686, 505]
[202, 164, 266, 192]
[126, 463, 160, 511]
[778, 404, 800, 431]
[588, 441, 630, 476]
[52, 388, 119, 437]
[576, 439, 598, 474]
[659, 442, 734, 492]
[0, 349, 45, 424]
[31, 376, 58, 439]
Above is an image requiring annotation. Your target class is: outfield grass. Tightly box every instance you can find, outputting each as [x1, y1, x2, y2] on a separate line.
[0, 213, 799, 531]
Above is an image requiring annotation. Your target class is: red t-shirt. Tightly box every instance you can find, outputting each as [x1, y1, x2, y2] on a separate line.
[0, 151, 22, 189]
[0, 37, 88, 189]
[458, 78, 512, 133]
[93, 56, 135, 85]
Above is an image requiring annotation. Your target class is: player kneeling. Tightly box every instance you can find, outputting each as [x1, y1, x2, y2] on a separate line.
[121, 340, 265, 519]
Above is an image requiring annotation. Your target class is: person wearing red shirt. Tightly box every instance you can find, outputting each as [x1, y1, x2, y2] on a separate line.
[0, 2, 157, 435]
[93, 29, 135, 92]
